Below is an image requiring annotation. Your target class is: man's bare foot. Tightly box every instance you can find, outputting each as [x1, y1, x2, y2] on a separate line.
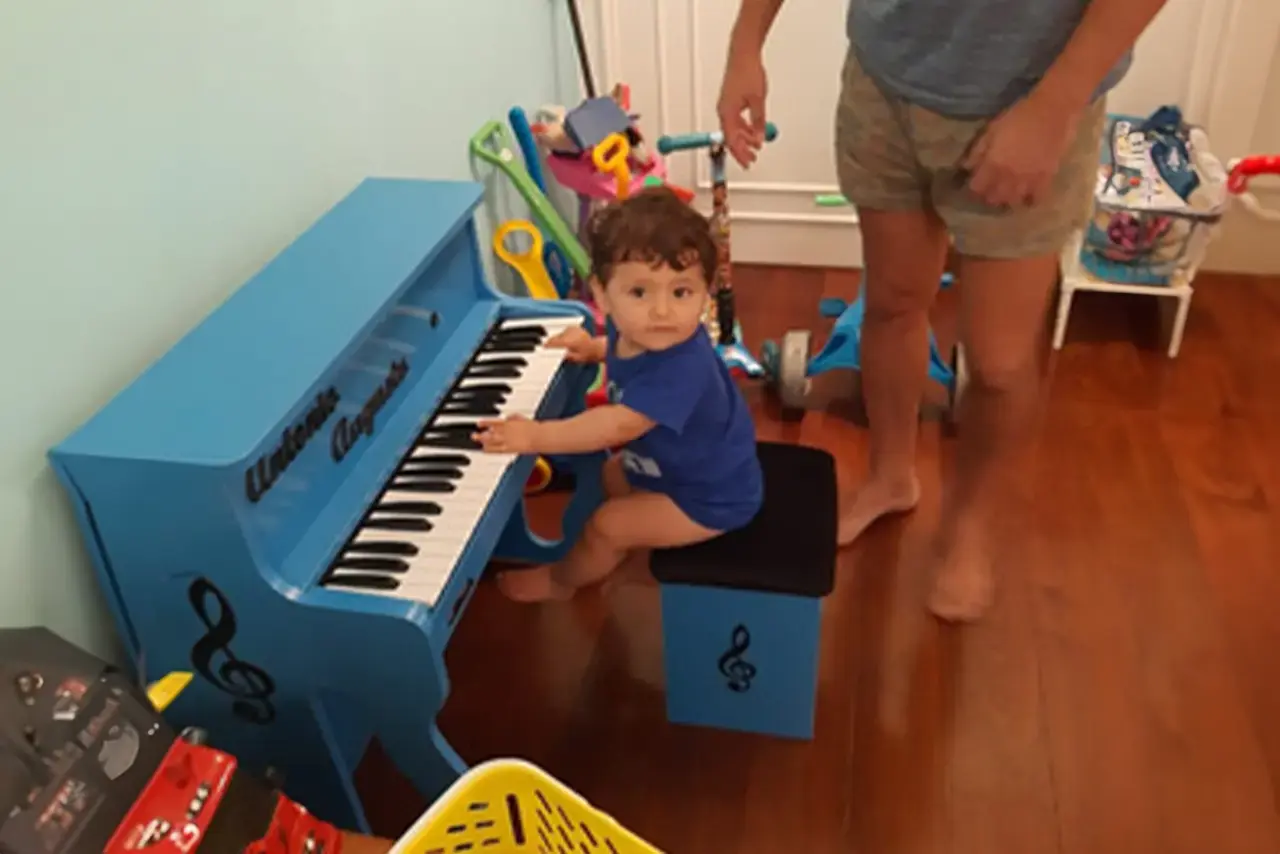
[837, 474, 921, 546]
[927, 546, 994, 623]
[496, 565, 576, 603]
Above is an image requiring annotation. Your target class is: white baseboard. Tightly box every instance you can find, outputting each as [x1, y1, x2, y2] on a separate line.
[727, 220, 865, 269]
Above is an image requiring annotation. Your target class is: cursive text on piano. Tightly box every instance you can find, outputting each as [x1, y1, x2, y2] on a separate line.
[331, 358, 410, 464]
[244, 387, 341, 503]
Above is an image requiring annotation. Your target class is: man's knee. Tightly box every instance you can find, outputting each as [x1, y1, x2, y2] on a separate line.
[965, 349, 1038, 396]
[858, 210, 949, 323]
[864, 289, 934, 326]
[863, 262, 940, 323]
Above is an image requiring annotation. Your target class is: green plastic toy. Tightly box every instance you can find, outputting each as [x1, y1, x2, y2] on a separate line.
[470, 121, 591, 279]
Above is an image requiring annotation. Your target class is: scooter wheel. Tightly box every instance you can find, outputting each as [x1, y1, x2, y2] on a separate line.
[778, 329, 812, 413]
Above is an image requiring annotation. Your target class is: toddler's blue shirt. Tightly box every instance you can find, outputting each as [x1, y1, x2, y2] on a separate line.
[605, 325, 763, 532]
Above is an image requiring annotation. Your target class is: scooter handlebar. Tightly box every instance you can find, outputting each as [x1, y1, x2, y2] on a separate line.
[656, 122, 778, 154]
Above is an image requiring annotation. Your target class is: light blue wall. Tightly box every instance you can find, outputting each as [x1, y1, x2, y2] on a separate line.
[0, 0, 585, 662]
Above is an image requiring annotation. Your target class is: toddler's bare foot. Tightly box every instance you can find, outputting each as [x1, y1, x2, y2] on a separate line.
[837, 474, 921, 546]
[927, 543, 994, 623]
[496, 565, 576, 603]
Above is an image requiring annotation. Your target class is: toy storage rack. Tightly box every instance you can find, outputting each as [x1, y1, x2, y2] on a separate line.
[1053, 113, 1229, 359]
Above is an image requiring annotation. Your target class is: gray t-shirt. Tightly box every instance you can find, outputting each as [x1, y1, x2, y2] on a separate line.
[848, 0, 1132, 118]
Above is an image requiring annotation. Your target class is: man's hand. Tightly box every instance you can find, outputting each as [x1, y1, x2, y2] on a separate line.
[717, 48, 770, 168]
[964, 93, 1083, 209]
[545, 327, 601, 363]
[473, 415, 541, 455]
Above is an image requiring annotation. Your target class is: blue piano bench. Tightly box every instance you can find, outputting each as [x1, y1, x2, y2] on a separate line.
[651, 442, 837, 740]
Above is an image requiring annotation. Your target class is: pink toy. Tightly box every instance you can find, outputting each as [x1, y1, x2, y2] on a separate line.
[545, 148, 668, 201]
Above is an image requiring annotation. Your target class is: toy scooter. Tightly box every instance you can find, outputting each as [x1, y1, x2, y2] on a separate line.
[760, 275, 967, 423]
[760, 193, 968, 420]
[655, 123, 779, 378]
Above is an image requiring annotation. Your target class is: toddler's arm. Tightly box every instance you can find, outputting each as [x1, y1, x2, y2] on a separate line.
[524, 405, 653, 455]
[580, 335, 608, 364]
[547, 327, 608, 364]
[473, 405, 654, 456]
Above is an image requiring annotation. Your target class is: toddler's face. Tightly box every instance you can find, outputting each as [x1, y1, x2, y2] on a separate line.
[593, 260, 709, 353]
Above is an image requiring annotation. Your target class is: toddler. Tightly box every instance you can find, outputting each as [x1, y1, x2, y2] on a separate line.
[473, 187, 764, 603]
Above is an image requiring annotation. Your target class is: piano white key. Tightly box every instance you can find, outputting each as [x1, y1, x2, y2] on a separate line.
[324, 314, 585, 606]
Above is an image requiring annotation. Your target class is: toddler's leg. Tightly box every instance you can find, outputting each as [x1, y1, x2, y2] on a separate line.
[497, 489, 718, 603]
[495, 454, 630, 602]
[600, 452, 631, 499]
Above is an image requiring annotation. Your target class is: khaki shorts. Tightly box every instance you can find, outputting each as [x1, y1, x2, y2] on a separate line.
[834, 50, 1106, 259]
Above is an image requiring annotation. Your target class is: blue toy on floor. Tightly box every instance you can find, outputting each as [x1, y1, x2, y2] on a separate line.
[760, 273, 968, 422]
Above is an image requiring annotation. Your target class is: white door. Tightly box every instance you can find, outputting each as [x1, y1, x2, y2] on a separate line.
[575, 0, 1270, 270]
[576, 0, 861, 268]
[1193, 0, 1280, 275]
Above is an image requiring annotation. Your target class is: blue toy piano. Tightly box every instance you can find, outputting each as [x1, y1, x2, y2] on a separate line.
[47, 179, 605, 832]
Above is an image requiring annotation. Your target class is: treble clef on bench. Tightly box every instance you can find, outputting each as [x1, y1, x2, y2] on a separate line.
[717, 624, 757, 693]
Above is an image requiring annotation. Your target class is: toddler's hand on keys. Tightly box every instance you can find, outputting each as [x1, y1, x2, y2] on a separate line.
[474, 415, 539, 454]
[546, 326, 595, 362]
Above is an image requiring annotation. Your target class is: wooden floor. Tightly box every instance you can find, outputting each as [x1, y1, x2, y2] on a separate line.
[355, 266, 1280, 854]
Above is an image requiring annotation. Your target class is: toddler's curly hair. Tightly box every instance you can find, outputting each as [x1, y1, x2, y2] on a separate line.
[585, 186, 718, 288]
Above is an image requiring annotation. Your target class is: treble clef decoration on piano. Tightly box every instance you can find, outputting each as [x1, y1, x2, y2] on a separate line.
[717, 623, 757, 693]
[186, 577, 278, 724]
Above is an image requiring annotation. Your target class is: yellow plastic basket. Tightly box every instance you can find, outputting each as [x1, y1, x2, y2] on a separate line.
[387, 759, 661, 853]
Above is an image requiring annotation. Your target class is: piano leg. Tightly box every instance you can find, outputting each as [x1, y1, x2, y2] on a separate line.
[495, 450, 606, 563]
[376, 713, 469, 808]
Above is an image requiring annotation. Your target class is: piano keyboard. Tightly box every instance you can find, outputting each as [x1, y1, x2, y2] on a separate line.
[320, 315, 586, 605]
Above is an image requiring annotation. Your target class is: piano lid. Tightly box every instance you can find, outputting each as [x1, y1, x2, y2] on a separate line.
[54, 178, 489, 466]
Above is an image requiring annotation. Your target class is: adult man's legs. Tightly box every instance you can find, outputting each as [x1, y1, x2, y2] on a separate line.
[836, 208, 949, 545]
[926, 252, 1058, 621]
[832, 50, 950, 544]
[921, 98, 1106, 621]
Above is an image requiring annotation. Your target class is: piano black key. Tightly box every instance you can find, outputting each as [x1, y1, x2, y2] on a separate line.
[442, 403, 501, 417]
[333, 556, 412, 573]
[363, 517, 433, 532]
[396, 464, 464, 479]
[445, 390, 508, 405]
[405, 454, 471, 468]
[481, 341, 538, 355]
[464, 364, 522, 379]
[374, 500, 442, 515]
[470, 356, 527, 369]
[389, 478, 456, 493]
[345, 540, 419, 557]
[326, 573, 400, 591]
[447, 383, 512, 396]
[448, 383, 510, 397]
[485, 329, 544, 345]
[443, 394, 507, 410]
[494, 322, 546, 337]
